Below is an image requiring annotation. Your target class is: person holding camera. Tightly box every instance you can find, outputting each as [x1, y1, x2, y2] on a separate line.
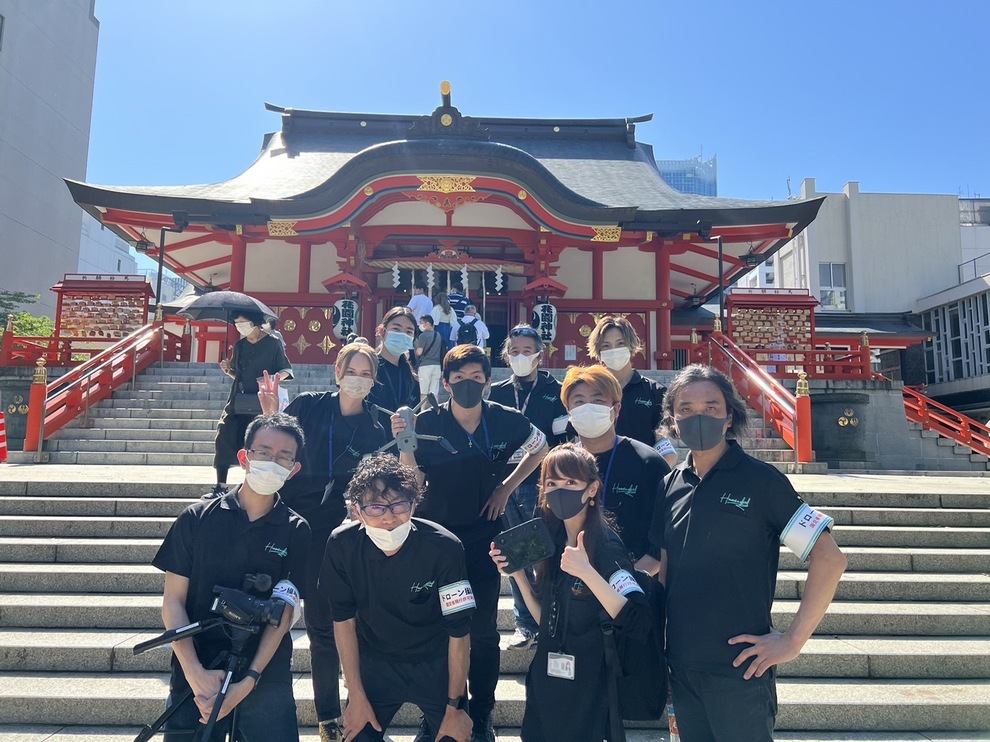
[322, 454, 475, 742]
[391, 344, 549, 742]
[153, 413, 311, 742]
[257, 341, 389, 741]
[490, 443, 652, 741]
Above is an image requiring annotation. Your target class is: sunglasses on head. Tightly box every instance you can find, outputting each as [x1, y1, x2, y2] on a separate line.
[509, 326, 540, 339]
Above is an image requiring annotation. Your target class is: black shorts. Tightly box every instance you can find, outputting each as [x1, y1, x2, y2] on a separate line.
[355, 649, 450, 740]
[669, 664, 777, 742]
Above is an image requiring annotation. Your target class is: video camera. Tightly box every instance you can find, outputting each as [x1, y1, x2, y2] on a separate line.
[210, 573, 285, 630]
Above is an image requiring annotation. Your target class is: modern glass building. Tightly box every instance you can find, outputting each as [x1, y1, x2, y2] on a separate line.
[657, 155, 718, 197]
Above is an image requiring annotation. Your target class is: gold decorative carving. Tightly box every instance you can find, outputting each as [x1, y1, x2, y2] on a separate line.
[363, 186, 374, 196]
[298, 308, 308, 321]
[409, 191, 489, 213]
[578, 324, 593, 338]
[268, 221, 298, 237]
[324, 308, 334, 320]
[235, 224, 243, 235]
[293, 335, 311, 355]
[319, 335, 337, 355]
[440, 113, 453, 127]
[417, 175, 476, 194]
[539, 225, 550, 232]
[283, 320, 297, 332]
[546, 341, 558, 357]
[518, 190, 528, 200]
[591, 226, 622, 243]
[308, 320, 322, 332]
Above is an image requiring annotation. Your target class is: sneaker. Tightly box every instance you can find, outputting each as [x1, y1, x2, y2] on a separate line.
[318, 720, 342, 742]
[412, 716, 432, 742]
[471, 717, 496, 742]
[507, 627, 536, 650]
[202, 483, 228, 500]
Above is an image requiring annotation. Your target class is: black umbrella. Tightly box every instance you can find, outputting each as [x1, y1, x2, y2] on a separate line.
[179, 290, 277, 324]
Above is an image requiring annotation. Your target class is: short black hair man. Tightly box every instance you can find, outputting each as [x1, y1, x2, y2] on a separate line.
[322, 454, 475, 742]
[647, 365, 847, 741]
[153, 413, 311, 741]
[391, 344, 550, 742]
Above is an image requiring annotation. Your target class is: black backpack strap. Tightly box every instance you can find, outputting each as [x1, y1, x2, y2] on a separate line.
[601, 621, 627, 742]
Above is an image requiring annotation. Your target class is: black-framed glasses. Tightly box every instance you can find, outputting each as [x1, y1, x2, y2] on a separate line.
[509, 326, 540, 339]
[247, 449, 296, 468]
[359, 500, 413, 517]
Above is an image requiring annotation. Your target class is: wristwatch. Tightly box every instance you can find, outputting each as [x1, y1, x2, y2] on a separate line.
[446, 694, 468, 710]
[244, 669, 262, 684]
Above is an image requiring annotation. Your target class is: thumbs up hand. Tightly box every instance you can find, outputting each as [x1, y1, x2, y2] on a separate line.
[560, 530, 593, 580]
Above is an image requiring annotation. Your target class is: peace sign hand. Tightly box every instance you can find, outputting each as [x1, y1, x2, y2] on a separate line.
[257, 370, 280, 415]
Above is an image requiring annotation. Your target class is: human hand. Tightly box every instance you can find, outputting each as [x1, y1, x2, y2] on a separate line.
[257, 370, 281, 415]
[218, 358, 231, 375]
[390, 413, 407, 439]
[559, 531, 593, 580]
[480, 483, 511, 521]
[728, 629, 801, 679]
[436, 706, 472, 742]
[194, 678, 253, 723]
[187, 666, 224, 700]
[490, 542, 526, 580]
[340, 693, 382, 742]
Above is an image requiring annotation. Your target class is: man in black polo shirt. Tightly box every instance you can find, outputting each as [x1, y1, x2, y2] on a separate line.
[153, 413, 311, 742]
[560, 364, 670, 565]
[322, 454, 474, 742]
[648, 365, 847, 742]
[392, 344, 549, 742]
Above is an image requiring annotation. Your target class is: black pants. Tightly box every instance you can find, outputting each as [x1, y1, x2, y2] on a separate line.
[353, 650, 449, 741]
[669, 664, 777, 742]
[163, 676, 299, 742]
[213, 409, 252, 480]
[307, 526, 342, 722]
[461, 533, 501, 723]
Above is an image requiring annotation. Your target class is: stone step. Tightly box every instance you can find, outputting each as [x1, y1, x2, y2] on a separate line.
[0, 497, 195, 517]
[0, 538, 163, 564]
[51, 428, 217, 442]
[2, 595, 988, 636]
[5, 451, 217, 466]
[0, 478, 218, 499]
[0, 673, 987, 730]
[60, 417, 218, 431]
[822, 507, 990, 527]
[832, 525, 990, 549]
[2, 629, 988, 680]
[43, 439, 216, 454]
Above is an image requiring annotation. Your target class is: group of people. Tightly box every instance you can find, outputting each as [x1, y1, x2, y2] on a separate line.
[155, 312, 847, 742]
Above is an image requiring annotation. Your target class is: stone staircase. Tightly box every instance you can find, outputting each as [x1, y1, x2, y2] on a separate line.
[0, 463, 988, 738]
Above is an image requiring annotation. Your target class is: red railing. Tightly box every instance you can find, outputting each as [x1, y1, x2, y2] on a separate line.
[902, 385, 990, 457]
[691, 332, 814, 463]
[22, 324, 184, 452]
[0, 332, 128, 367]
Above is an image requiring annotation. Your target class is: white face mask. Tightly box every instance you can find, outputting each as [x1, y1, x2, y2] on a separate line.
[600, 346, 631, 371]
[244, 459, 292, 496]
[569, 403, 615, 439]
[235, 321, 254, 338]
[362, 518, 413, 553]
[338, 375, 374, 400]
[509, 352, 539, 378]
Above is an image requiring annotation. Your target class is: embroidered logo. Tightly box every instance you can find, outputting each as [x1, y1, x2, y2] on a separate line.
[264, 542, 288, 557]
[720, 494, 751, 511]
[543, 394, 558, 402]
[634, 398, 653, 407]
[411, 580, 436, 593]
[489, 441, 508, 453]
[612, 484, 638, 497]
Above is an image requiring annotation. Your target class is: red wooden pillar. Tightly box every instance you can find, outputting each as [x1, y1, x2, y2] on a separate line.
[656, 247, 674, 370]
[229, 235, 247, 292]
[297, 241, 312, 294]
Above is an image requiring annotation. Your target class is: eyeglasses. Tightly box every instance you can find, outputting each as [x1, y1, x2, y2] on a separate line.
[359, 500, 413, 517]
[247, 449, 296, 468]
[509, 326, 540, 339]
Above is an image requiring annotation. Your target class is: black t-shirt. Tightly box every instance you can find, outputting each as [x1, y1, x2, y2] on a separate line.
[488, 371, 568, 486]
[414, 400, 545, 539]
[280, 392, 389, 533]
[368, 353, 419, 423]
[648, 441, 830, 677]
[321, 518, 475, 662]
[152, 488, 311, 684]
[228, 334, 292, 400]
[615, 371, 666, 447]
[592, 436, 669, 559]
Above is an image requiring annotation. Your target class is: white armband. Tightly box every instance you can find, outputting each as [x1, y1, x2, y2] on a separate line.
[608, 569, 644, 597]
[521, 425, 546, 455]
[654, 438, 676, 458]
[439, 580, 476, 616]
[780, 503, 833, 561]
[271, 579, 302, 627]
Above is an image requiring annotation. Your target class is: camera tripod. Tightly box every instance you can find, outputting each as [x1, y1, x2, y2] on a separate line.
[132, 617, 262, 742]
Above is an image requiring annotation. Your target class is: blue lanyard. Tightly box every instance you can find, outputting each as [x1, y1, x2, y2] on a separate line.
[464, 413, 493, 460]
[380, 356, 409, 409]
[600, 437, 620, 504]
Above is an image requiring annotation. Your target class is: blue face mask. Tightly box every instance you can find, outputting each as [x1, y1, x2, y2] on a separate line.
[384, 330, 414, 356]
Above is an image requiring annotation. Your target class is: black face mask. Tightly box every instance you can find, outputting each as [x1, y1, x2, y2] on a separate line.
[449, 379, 485, 408]
[544, 486, 589, 521]
[676, 414, 729, 452]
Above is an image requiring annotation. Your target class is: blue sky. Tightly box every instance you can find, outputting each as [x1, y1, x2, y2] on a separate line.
[88, 0, 990, 201]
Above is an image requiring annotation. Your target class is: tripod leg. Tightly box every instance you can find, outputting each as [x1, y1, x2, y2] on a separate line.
[200, 655, 239, 741]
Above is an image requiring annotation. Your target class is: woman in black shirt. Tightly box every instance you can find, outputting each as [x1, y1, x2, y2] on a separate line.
[367, 306, 420, 423]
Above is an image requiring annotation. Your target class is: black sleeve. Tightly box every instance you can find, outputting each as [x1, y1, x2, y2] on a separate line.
[152, 504, 199, 577]
[321, 532, 357, 622]
[596, 534, 652, 639]
[285, 515, 311, 599]
[647, 470, 675, 557]
[272, 338, 293, 379]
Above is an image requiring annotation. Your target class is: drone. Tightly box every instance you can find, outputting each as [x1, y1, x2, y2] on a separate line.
[371, 393, 458, 455]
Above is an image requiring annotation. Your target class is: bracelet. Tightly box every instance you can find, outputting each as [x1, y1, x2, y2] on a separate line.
[244, 669, 262, 685]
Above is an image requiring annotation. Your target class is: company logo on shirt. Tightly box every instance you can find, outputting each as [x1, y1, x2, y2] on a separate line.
[264, 542, 288, 557]
[543, 394, 559, 402]
[720, 493, 751, 511]
[634, 398, 653, 407]
[411, 580, 436, 593]
[489, 441, 508, 454]
[612, 484, 638, 497]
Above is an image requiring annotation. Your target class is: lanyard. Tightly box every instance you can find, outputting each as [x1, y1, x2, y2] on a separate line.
[464, 413, 493, 460]
[512, 380, 537, 416]
[380, 358, 409, 410]
[600, 437, 620, 505]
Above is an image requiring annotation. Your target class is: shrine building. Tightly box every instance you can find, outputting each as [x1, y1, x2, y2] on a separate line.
[65, 83, 828, 369]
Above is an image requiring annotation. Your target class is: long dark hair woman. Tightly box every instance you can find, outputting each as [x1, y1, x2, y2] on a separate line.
[213, 311, 292, 495]
[367, 306, 420, 421]
[490, 444, 653, 741]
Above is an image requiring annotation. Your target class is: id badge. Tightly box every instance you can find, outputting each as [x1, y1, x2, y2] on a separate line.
[547, 651, 575, 680]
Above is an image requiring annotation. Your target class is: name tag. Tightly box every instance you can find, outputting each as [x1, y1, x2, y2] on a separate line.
[547, 651, 575, 680]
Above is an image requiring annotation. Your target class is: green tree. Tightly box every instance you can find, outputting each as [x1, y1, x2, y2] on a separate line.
[7, 311, 56, 338]
[0, 290, 40, 316]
